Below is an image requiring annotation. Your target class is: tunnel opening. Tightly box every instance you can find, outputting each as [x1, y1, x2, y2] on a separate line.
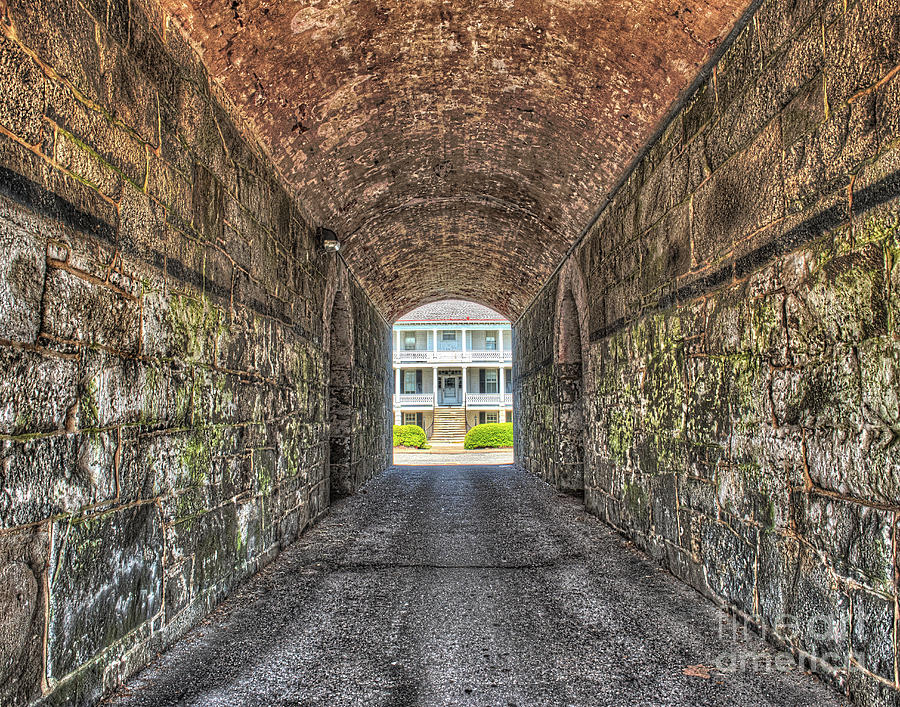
[553, 263, 590, 498]
[327, 287, 354, 500]
[391, 299, 514, 464]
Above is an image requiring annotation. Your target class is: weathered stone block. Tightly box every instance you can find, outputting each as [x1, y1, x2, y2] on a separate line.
[47, 503, 163, 681]
[0, 198, 47, 344]
[824, 0, 900, 108]
[0, 524, 48, 707]
[700, 519, 757, 615]
[776, 546, 851, 668]
[715, 23, 763, 112]
[693, 121, 784, 267]
[0, 434, 114, 528]
[756, 0, 828, 58]
[640, 203, 691, 297]
[142, 290, 225, 364]
[685, 356, 731, 445]
[6, 0, 103, 110]
[785, 95, 878, 213]
[806, 421, 900, 504]
[163, 498, 263, 601]
[0, 35, 47, 146]
[780, 75, 826, 149]
[0, 347, 77, 435]
[79, 350, 144, 428]
[95, 35, 160, 148]
[859, 337, 900, 429]
[41, 266, 140, 354]
[53, 129, 124, 200]
[46, 83, 147, 189]
[650, 473, 679, 541]
[798, 494, 894, 591]
[756, 531, 800, 631]
[850, 589, 895, 682]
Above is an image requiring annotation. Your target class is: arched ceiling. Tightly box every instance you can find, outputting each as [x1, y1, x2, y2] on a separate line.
[161, 0, 749, 320]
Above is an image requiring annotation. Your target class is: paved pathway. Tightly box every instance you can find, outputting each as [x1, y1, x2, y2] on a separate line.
[393, 447, 513, 465]
[108, 465, 845, 706]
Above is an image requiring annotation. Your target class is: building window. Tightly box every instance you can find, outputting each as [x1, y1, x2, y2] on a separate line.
[442, 331, 456, 341]
[403, 370, 418, 394]
[484, 369, 498, 394]
[403, 412, 417, 425]
[485, 334, 496, 350]
[480, 411, 500, 424]
[404, 334, 416, 350]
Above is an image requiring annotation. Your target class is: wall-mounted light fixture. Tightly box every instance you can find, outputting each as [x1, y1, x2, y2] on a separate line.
[317, 226, 340, 252]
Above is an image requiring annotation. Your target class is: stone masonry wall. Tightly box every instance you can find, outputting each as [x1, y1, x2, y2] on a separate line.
[0, 0, 390, 704]
[515, 0, 900, 703]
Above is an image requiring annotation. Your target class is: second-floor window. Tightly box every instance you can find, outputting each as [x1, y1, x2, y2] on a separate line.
[404, 334, 416, 350]
[404, 370, 420, 394]
[485, 334, 496, 350]
[442, 331, 456, 342]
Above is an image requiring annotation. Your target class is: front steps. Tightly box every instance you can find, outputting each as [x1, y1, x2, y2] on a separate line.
[431, 408, 467, 443]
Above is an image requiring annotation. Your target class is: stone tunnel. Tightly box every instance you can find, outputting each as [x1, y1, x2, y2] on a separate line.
[0, 0, 898, 704]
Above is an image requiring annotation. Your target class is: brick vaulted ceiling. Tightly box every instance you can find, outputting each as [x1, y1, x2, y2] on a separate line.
[161, 0, 748, 320]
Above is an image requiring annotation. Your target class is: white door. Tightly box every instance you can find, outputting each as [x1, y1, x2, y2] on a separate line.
[443, 375, 458, 403]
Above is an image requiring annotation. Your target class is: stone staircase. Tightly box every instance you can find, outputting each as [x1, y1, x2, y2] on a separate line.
[430, 408, 467, 444]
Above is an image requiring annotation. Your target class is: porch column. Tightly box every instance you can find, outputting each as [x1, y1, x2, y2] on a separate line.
[395, 329, 400, 352]
[499, 366, 505, 401]
[432, 367, 438, 406]
[432, 328, 438, 352]
[394, 367, 402, 425]
[462, 366, 467, 405]
[461, 329, 467, 353]
[498, 328, 503, 352]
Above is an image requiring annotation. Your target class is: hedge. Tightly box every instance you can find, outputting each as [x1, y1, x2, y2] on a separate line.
[393, 424, 427, 448]
[464, 422, 513, 449]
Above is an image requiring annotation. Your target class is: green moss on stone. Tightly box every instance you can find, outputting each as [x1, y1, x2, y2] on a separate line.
[608, 409, 634, 463]
[80, 377, 99, 429]
[169, 294, 229, 364]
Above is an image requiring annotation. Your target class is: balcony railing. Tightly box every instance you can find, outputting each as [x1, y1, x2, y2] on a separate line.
[393, 349, 512, 363]
[465, 393, 503, 406]
[394, 393, 435, 407]
[396, 350, 430, 361]
[392, 392, 513, 408]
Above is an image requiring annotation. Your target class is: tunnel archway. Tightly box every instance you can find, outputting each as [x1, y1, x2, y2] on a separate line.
[553, 261, 591, 496]
[326, 285, 355, 501]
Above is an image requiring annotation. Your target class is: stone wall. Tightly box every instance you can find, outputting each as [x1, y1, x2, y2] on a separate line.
[515, 0, 900, 702]
[0, 0, 390, 704]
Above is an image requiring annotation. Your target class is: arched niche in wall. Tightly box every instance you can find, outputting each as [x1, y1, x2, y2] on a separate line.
[324, 264, 355, 502]
[553, 259, 591, 496]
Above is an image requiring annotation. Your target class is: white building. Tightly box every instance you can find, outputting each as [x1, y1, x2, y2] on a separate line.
[393, 300, 513, 442]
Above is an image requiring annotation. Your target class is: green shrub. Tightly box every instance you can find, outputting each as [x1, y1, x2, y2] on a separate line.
[464, 422, 513, 449]
[393, 424, 427, 448]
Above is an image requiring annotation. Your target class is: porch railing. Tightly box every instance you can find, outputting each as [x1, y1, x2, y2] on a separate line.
[393, 350, 512, 363]
[394, 393, 435, 407]
[465, 393, 504, 406]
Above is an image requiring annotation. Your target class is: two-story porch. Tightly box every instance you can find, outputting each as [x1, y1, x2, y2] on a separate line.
[393, 366, 513, 405]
